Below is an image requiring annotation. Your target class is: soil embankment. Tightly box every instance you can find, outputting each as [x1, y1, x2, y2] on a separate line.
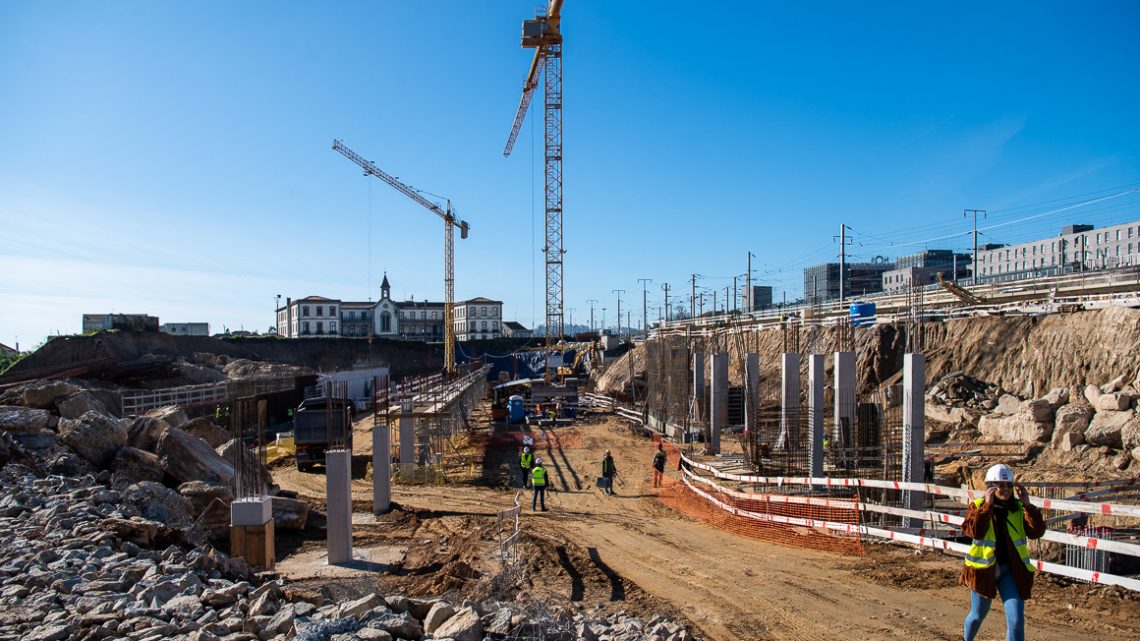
[597, 306, 1140, 397]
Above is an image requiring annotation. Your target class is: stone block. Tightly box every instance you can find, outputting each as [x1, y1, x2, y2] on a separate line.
[58, 411, 128, 468]
[1095, 392, 1133, 412]
[1085, 409, 1136, 448]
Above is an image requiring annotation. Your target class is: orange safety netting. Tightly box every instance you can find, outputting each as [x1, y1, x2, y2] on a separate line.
[650, 439, 864, 555]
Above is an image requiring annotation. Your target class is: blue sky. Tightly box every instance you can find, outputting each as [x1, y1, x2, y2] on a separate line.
[2, 1, 1138, 347]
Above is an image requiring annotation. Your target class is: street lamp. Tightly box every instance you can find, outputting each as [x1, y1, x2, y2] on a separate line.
[275, 294, 282, 335]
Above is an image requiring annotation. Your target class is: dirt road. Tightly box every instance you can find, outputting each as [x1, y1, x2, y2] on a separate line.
[274, 414, 1140, 641]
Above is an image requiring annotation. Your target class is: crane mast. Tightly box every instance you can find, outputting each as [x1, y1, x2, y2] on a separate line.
[505, 0, 565, 381]
[332, 139, 469, 373]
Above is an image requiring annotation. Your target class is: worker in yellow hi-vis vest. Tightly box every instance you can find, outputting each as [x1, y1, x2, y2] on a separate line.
[530, 457, 548, 511]
[519, 446, 534, 488]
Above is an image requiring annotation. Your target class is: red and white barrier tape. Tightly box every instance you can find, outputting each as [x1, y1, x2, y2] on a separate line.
[678, 453, 1140, 518]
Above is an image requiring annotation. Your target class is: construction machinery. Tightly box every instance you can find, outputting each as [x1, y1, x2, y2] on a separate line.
[503, 0, 565, 381]
[332, 140, 469, 373]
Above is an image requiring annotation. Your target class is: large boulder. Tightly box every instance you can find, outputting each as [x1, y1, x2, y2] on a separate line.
[1043, 387, 1069, 409]
[993, 394, 1023, 416]
[1120, 415, 1140, 452]
[157, 428, 234, 485]
[1101, 374, 1127, 394]
[58, 411, 127, 467]
[0, 405, 53, 433]
[123, 481, 194, 528]
[432, 607, 483, 641]
[1056, 431, 1084, 452]
[925, 404, 980, 427]
[178, 481, 234, 539]
[979, 412, 1053, 443]
[125, 416, 168, 452]
[1085, 409, 1136, 448]
[1020, 399, 1054, 423]
[18, 380, 79, 409]
[1052, 404, 1093, 449]
[272, 496, 311, 531]
[1084, 384, 1103, 406]
[1094, 392, 1133, 412]
[423, 602, 456, 634]
[111, 446, 164, 483]
[56, 391, 109, 420]
[145, 405, 188, 430]
[182, 417, 230, 449]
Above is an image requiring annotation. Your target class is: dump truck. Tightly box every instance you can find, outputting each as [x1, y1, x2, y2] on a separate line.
[293, 396, 354, 472]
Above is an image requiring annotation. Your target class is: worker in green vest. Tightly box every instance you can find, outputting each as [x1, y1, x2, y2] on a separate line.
[519, 446, 534, 488]
[530, 457, 548, 511]
[960, 463, 1045, 641]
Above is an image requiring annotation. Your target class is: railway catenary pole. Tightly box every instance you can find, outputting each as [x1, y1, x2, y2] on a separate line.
[586, 299, 597, 335]
[638, 278, 652, 337]
[964, 209, 986, 285]
[612, 289, 625, 338]
[662, 283, 671, 322]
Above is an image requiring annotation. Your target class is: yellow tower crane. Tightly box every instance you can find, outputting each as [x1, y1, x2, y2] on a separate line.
[332, 139, 469, 373]
[504, 0, 565, 382]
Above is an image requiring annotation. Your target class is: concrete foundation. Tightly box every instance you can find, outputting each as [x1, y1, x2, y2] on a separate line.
[373, 425, 391, 515]
[325, 449, 353, 565]
[744, 352, 759, 435]
[902, 353, 926, 525]
[708, 353, 727, 455]
[777, 353, 801, 450]
[230, 496, 274, 570]
[398, 411, 414, 479]
[808, 354, 825, 479]
[833, 351, 856, 449]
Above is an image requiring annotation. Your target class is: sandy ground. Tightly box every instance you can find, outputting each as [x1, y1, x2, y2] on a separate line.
[271, 410, 1140, 641]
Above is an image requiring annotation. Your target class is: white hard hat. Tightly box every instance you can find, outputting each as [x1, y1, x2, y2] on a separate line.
[984, 464, 1015, 484]
[535, 457, 543, 465]
[524, 446, 530, 453]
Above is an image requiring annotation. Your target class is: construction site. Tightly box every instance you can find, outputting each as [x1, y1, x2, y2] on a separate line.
[4, 2, 1140, 641]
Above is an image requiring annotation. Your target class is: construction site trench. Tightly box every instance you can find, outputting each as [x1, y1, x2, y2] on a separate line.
[270, 407, 1140, 641]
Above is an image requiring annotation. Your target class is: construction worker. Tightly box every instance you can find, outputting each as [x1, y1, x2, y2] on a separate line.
[519, 446, 534, 488]
[600, 449, 616, 495]
[531, 457, 548, 511]
[652, 442, 666, 488]
[960, 463, 1045, 641]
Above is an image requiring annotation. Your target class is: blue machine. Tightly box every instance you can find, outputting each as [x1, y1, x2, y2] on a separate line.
[507, 395, 526, 424]
[849, 301, 877, 327]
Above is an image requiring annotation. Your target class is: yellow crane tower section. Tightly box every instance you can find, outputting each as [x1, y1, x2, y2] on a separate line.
[332, 139, 470, 373]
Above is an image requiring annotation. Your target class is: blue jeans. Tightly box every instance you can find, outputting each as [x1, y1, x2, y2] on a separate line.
[532, 485, 546, 510]
[964, 565, 1025, 641]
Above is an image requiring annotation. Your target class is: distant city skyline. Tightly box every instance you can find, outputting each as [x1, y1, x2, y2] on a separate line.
[3, 2, 1139, 348]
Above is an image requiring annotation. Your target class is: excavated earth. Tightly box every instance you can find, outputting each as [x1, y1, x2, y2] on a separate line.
[272, 412, 1140, 641]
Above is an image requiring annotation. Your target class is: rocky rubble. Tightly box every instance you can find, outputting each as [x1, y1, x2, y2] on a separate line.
[926, 369, 1140, 471]
[0, 464, 701, 641]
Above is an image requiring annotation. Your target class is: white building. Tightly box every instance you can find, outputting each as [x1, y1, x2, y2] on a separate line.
[277, 274, 500, 342]
[975, 221, 1140, 282]
[453, 297, 503, 342]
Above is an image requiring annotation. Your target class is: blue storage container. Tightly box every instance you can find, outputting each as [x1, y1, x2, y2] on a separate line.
[849, 302, 877, 327]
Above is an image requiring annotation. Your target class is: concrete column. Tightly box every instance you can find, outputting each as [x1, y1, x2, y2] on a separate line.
[692, 351, 705, 424]
[372, 424, 391, 515]
[833, 351, 856, 459]
[398, 411, 415, 479]
[743, 352, 760, 435]
[777, 353, 801, 450]
[902, 353, 926, 525]
[808, 354, 825, 479]
[708, 353, 727, 455]
[325, 449, 352, 565]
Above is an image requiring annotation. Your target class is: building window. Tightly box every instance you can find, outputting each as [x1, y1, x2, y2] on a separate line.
[431, 311, 438, 319]
[421, 311, 426, 320]
[469, 322, 475, 332]
[381, 312, 391, 333]
[492, 307, 499, 317]
[330, 322, 337, 333]
[303, 306, 310, 316]
[302, 321, 310, 334]
[316, 321, 324, 334]
[329, 306, 336, 316]
[316, 306, 323, 317]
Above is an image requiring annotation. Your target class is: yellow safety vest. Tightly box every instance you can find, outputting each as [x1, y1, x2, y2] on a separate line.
[531, 465, 547, 487]
[520, 453, 533, 469]
[963, 498, 1034, 573]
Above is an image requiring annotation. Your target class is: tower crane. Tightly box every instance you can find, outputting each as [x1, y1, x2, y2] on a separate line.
[332, 139, 469, 373]
[504, 0, 565, 381]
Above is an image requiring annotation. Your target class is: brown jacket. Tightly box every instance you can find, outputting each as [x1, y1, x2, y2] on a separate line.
[958, 498, 1046, 599]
